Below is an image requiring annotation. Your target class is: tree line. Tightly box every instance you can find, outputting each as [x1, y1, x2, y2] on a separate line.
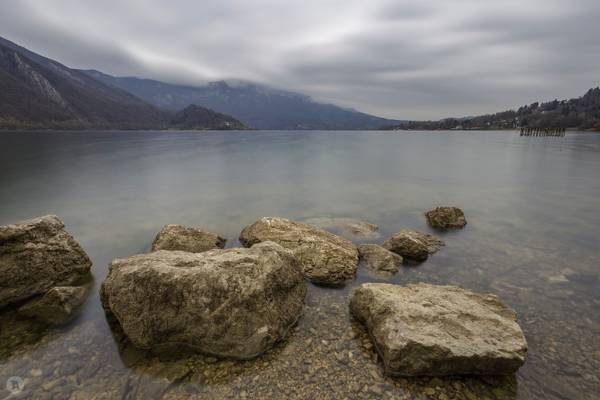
[384, 87, 600, 131]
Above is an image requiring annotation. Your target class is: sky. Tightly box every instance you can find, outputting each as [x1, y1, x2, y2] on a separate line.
[1, 0, 598, 120]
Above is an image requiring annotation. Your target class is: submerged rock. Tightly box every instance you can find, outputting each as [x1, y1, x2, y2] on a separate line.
[101, 241, 306, 360]
[18, 285, 88, 325]
[350, 283, 527, 376]
[303, 217, 381, 241]
[425, 206, 467, 230]
[239, 217, 359, 286]
[151, 224, 226, 253]
[0, 215, 92, 307]
[382, 229, 444, 261]
[357, 244, 402, 275]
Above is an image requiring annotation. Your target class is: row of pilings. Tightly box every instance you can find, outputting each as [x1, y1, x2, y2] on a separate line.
[520, 127, 566, 137]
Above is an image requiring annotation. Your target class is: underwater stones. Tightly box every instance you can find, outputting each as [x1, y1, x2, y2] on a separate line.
[101, 241, 306, 359]
[0, 215, 92, 307]
[239, 217, 359, 286]
[425, 207, 467, 230]
[350, 283, 527, 376]
[151, 224, 226, 253]
[357, 244, 402, 275]
[382, 229, 444, 261]
[18, 285, 89, 325]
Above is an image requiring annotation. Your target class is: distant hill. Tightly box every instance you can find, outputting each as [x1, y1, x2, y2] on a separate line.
[384, 88, 600, 131]
[0, 36, 246, 130]
[81, 70, 402, 130]
[170, 105, 245, 130]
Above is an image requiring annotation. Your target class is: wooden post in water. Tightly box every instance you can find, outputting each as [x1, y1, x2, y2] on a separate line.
[519, 126, 565, 137]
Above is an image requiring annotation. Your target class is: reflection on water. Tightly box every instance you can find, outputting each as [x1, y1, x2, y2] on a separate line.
[0, 130, 599, 399]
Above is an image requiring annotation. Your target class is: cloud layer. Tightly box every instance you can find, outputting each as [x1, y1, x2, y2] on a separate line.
[1, 0, 598, 119]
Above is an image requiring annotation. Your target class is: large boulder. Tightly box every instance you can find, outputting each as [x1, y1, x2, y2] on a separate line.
[101, 241, 306, 360]
[151, 224, 226, 253]
[382, 229, 444, 261]
[358, 244, 402, 275]
[0, 215, 92, 307]
[302, 217, 380, 241]
[425, 206, 467, 230]
[239, 217, 359, 286]
[350, 283, 527, 376]
[18, 285, 89, 325]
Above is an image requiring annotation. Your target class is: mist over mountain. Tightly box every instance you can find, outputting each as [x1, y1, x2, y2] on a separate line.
[0, 36, 247, 130]
[81, 70, 402, 130]
[1, 34, 597, 132]
[0, 37, 166, 129]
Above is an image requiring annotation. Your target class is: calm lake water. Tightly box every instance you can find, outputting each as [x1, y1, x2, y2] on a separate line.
[0, 130, 599, 400]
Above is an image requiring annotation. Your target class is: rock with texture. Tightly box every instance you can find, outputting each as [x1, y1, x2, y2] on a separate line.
[151, 224, 226, 253]
[0, 215, 92, 307]
[239, 217, 359, 286]
[358, 244, 402, 275]
[382, 229, 444, 261]
[350, 283, 527, 376]
[303, 217, 380, 241]
[425, 206, 467, 230]
[101, 241, 306, 359]
[18, 286, 89, 325]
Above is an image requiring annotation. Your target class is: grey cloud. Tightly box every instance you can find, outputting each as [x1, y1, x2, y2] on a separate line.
[0, 0, 598, 120]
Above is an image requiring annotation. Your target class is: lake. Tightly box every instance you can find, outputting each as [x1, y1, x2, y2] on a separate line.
[0, 130, 599, 399]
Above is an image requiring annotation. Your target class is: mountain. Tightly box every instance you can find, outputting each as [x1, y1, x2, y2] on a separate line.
[81, 70, 401, 130]
[170, 105, 245, 130]
[0, 36, 166, 129]
[0, 35, 397, 130]
[384, 87, 600, 131]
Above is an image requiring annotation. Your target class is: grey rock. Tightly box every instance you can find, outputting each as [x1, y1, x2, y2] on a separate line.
[425, 206, 467, 230]
[382, 229, 444, 261]
[303, 217, 380, 241]
[101, 241, 306, 359]
[239, 217, 359, 286]
[350, 283, 527, 376]
[358, 244, 402, 275]
[18, 286, 88, 325]
[0, 215, 92, 307]
[151, 224, 226, 253]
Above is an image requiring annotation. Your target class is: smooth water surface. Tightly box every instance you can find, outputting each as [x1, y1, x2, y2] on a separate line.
[0, 130, 599, 399]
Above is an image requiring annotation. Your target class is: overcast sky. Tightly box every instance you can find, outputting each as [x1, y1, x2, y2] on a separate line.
[1, 0, 598, 119]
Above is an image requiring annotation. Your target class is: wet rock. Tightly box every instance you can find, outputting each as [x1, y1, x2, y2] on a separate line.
[358, 244, 402, 275]
[151, 224, 226, 253]
[302, 217, 380, 241]
[0, 215, 92, 307]
[239, 217, 358, 286]
[382, 229, 444, 261]
[350, 283, 527, 376]
[18, 286, 88, 325]
[101, 241, 306, 360]
[425, 206, 467, 230]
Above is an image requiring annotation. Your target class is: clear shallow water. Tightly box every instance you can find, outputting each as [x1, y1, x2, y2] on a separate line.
[0, 130, 599, 399]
